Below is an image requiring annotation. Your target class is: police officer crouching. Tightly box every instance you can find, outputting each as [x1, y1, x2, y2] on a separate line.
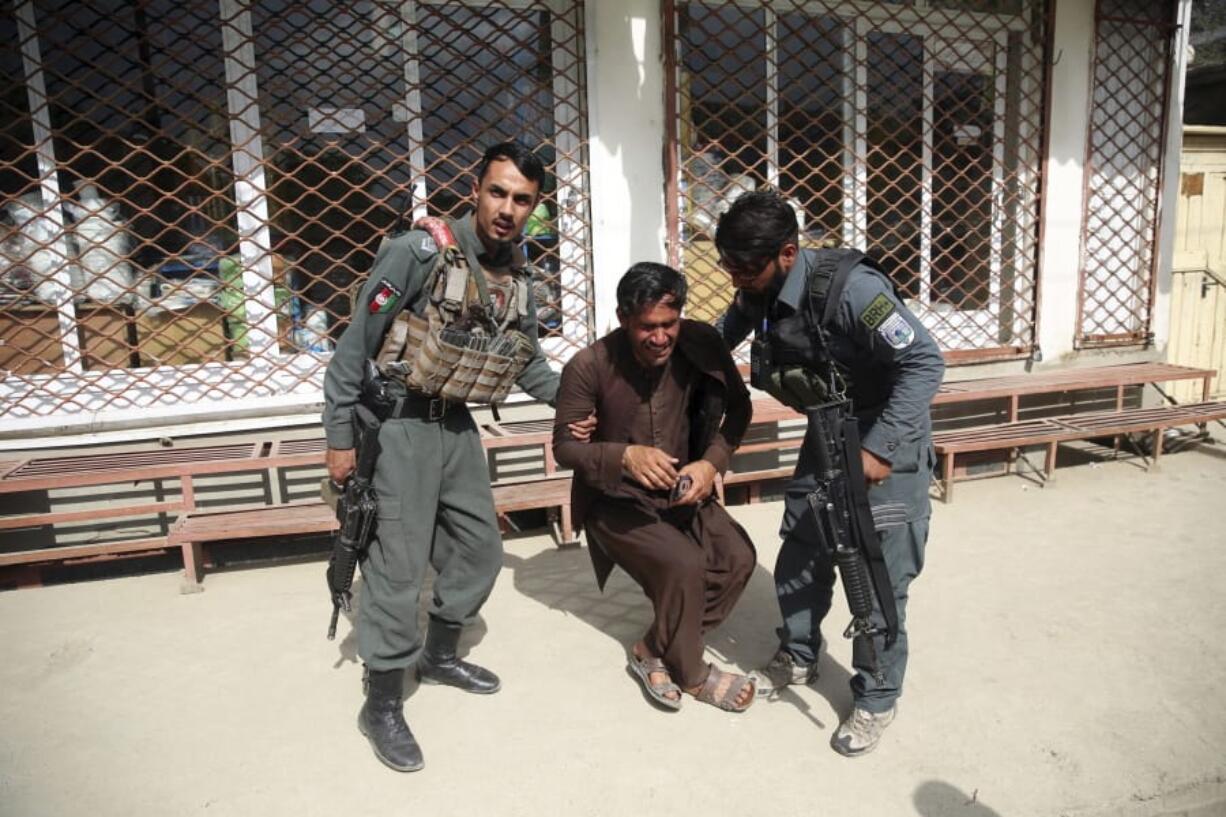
[714, 190, 945, 756]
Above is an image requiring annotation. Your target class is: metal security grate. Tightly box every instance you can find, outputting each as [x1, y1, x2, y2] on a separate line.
[1076, 0, 1177, 348]
[664, 0, 1051, 361]
[0, 0, 592, 422]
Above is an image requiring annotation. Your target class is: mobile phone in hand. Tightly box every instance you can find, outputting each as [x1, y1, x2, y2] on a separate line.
[670, 475, 693, 502]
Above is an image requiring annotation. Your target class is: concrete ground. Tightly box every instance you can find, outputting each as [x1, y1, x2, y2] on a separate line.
[2, 442, 1225, 817]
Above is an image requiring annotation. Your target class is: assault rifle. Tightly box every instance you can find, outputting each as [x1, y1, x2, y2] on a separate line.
[325, 403, 382, 640]
[803, 401, 899, 683]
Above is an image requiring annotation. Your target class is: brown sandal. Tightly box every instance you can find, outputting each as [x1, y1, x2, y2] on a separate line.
[694, 664, 755, 712]
[628, 652, 683, 711]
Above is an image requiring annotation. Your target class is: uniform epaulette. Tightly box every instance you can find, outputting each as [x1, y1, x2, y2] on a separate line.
[402, 222, 446, 263]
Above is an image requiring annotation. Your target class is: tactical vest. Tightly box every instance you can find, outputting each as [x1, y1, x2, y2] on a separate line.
[374, 217, 534, 405]
[751, 248, 883, 412]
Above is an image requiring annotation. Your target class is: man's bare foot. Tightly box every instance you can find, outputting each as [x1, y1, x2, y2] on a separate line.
[632, 641, 681, 704]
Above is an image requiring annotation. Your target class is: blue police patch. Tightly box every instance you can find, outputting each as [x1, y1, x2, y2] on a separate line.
[878, 312, 915, 350]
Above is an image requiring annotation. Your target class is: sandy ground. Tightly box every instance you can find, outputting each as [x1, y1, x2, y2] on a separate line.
[2, 443, 1225, 817]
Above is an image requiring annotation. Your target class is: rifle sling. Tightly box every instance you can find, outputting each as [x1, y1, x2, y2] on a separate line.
[458, 240, 506, 332]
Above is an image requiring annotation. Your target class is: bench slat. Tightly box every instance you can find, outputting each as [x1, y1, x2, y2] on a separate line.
[0, 452, 324, 494]
[0, 500, 188, 531]
[934, 400, 1226, 501]
[932, 362, 1212, 404]
[935, 402, 1226, 455]
[169, 504, 336, 544]
[170, 477, 574, 545]
[723, 466, 794, 485]
[0, 537, 171, 566]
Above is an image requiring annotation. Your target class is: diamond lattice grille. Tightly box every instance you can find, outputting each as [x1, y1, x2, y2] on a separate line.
[1076, 0, 1176, 347]
[0, 0, 592, 421]
[665, 0, 1050, 360]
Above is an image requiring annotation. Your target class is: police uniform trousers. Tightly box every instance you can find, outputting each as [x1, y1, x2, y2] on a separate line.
[774, 434, 932, 713]
[585, 497, 755, 689]
[357, 407, 503, 671]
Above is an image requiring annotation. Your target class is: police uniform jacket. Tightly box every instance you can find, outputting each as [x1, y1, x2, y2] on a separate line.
[322, 214, 559, 450]
[720, 248, 945, 515]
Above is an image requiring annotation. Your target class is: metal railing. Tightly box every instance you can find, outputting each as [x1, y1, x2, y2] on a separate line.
[663, 0, 1052, 360]
[0, 0, 593, 422]
[1076, 0, 1178, 348]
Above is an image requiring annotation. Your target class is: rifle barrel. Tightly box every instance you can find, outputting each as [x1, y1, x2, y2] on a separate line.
[327, 604, 341, 640]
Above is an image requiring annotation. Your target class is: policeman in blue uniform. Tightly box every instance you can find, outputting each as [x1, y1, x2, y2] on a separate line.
[715, 190, 944, 756]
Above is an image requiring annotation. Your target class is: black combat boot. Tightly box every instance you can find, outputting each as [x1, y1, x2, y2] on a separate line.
[415, 618, 501, 694]
[357, 667, 424, 772]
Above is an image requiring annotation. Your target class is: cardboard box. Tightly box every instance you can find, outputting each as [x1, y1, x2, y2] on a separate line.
[0, 305, 64, 374]
[137, 302, 228, 366]
[77, 304, 138, 370]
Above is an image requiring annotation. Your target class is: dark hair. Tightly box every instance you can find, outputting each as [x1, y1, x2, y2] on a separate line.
[616, 262, 688, 316]
[475, 141, 546, 189]
[714, 189, 799, 269]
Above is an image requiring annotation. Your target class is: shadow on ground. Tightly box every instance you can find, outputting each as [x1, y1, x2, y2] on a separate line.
[334, 573, 490, 700]
[502, 537, 855, 724]
[913, 780, 1005, 817]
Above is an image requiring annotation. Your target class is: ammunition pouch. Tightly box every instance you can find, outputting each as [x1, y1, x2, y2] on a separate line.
[749, 247, 877, 413]
[751, 337, 835, 412]
[773, 366, 834, 411]
[372, 217, 534, 405]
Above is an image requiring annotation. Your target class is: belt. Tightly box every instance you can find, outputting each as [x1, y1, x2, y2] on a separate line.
[382, 391, 458, 422]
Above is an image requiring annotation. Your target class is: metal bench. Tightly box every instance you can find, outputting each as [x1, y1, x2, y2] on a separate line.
[0, 439, 324, 585]
[168, 472, 575, 592]
[933, 401, 1226, 501]
[713, 364, 1219, 505]
[931, 362, 1216, 417]
[2, 362, 1216, 586]
[0, 431, 578, 590]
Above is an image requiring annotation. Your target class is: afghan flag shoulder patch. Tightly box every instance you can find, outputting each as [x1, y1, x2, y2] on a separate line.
[368, 278, 403, 315]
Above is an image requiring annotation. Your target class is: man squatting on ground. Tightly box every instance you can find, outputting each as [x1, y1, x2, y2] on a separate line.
[715, 190, 945, 756]
[321, 143, 562, 772]
[552, 262, 758, 712]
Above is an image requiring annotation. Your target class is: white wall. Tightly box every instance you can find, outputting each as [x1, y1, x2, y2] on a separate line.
[1034, 0, 1094, 363]
[584, 0, 668, 335]
[1151, 0, 1194, 353]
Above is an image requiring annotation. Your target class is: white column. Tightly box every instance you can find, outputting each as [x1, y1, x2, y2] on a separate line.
[764, 8, 779, 188]
[849, 17, 869, 247]
[220, 0, 279, 358]
[397, 0, 429, 222]
[1151, 0, 1193, 354]
[15, 0, 83, 373]
[584, 0, 667, 335]
[920, 35, 934, 306]
[1035, 0, 1095, 360]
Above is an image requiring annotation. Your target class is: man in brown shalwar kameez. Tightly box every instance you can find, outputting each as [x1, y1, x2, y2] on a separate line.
[552, 262, 757, 712]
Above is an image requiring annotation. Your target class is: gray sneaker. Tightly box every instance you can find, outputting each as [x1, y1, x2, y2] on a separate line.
[830, 704, 897, 757]
[750, 650, 818, 698]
